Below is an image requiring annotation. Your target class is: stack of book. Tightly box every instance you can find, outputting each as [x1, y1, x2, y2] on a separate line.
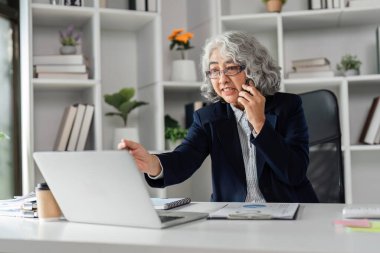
[103, 0, 157, 12]
[33, 54, 89, 80]
[0, 192, 37, 218]
[359, 96, 380, 145]
[54, 103, 94, 151]
[288, 57, 334, 79]
[309, 0, 340, 10]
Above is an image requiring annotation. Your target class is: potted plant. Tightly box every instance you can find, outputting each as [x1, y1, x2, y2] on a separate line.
[262, 0, 286, 12]
[104, 87, 148, 148]
[168, 28, 197, 82]
[336, 54, 362, 76]
[164, 115, 188, 150]
[59, 24, 81, 55]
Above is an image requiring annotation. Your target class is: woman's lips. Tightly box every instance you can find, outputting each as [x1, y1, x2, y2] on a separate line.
[222, 87, 238, 96]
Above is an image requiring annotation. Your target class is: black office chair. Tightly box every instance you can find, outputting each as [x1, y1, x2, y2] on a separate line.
[299, 89, 345, 203]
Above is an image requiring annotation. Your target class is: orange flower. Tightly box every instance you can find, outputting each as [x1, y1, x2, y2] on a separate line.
[175, 33, 192, 43]
[168, 28, 184, 41]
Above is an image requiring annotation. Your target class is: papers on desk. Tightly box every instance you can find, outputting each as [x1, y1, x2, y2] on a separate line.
[208, 203, 299, 220]
[0, 192, 38, 218]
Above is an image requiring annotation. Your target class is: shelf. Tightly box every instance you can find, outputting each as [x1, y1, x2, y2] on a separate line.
[33, 79, 96, 90]
[163, 81, 202, 91]
[346, 74, 380, 85]
[100, 8, 157, 31]
[350, 145, 380, 151]
[32, 4, 94, 26]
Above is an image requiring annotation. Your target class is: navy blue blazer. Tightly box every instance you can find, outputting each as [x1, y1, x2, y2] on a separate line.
[146, 92, 319, 203]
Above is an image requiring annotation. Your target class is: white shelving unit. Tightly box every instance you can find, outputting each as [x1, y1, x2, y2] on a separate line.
[22, 0, 161, 192]
[217, 0, 380, 203]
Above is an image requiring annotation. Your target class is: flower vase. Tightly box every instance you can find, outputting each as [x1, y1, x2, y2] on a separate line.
[113, 127, 139, 150]
[60, 45, 77, 55]
[171, 60, 197, 82]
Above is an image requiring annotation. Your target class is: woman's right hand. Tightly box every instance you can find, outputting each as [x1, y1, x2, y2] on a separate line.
[118, 139, 162, 177]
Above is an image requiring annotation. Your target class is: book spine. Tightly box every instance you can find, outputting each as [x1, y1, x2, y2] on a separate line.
[359, 97, 380, 143]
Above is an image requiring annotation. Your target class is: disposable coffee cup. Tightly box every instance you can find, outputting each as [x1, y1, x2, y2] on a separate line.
[36, 182, 62, 221]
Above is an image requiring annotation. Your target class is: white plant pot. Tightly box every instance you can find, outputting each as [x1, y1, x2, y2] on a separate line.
[113, 127, 139, 150]
[60, 45, 77, 55]
[344, 69, 359, 76]
[171, 60, 197, 82]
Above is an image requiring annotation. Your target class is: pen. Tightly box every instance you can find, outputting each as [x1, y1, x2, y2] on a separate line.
[228, 213, 272, 220]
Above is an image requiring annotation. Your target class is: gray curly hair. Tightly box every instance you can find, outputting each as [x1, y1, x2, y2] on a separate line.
[200, 31, 281, 102]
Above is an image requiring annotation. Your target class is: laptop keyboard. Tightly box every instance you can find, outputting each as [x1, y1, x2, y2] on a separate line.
[159, 215, 183, 223]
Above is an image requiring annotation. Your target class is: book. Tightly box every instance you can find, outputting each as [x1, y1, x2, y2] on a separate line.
[76, 104, 94, 151]
[373, 124, 380, 144]
[343, 205, 380, 218]
[54, 105, 78, 151]
[287, 70, 335, 79]
[151, 197, 191, 210]
[36, 72, 89, 79]
[293, 64, 331, 73]
[34, 64, 87, 73]
[359, 96, 380, 144]
[376, 26, 380, 74]
[208, 203, 299, 220]
[185, 101, 207, 128]
[67, 104, 86, 151]
[33, 54, 86, 65]
[292, 57, 330, 68]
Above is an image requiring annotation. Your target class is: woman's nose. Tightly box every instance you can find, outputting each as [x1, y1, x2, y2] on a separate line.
[218, 71, 229, 84]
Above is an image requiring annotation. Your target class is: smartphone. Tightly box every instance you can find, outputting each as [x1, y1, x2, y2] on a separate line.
[245, 77, 254, 86]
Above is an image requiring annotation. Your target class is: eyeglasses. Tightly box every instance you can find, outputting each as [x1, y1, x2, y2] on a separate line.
[205, 65, 246, 79]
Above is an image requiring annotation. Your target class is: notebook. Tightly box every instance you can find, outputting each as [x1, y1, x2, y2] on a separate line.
[33, 151, 208, 229]
[151, 197, 191, 210]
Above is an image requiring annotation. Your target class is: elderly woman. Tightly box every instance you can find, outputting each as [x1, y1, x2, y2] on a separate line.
[119, 31, 318, 203]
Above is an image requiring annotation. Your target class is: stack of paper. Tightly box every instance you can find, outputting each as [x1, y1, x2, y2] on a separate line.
[0, 192, 37, 218]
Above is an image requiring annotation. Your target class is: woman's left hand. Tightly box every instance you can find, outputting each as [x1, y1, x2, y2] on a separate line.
[237, 81, 266, 134]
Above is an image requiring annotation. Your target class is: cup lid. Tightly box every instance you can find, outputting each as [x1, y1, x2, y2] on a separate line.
[36, 182, 49, 190]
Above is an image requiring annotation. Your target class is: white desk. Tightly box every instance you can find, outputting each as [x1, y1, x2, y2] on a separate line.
[0, 203, 378, 253]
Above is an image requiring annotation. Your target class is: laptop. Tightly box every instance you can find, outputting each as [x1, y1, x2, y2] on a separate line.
[33, 150, 208, 229]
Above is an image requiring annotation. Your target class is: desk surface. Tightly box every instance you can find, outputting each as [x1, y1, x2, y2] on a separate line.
[0, 203, 378, 253]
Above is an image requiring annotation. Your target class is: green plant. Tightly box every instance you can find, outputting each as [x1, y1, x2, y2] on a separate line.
[59, 24, 81, 46]
[164, 115, 188, 142]
[336, 54, 362, 72]
[262, 0, 287, 3]
[104, 88, 148, 127]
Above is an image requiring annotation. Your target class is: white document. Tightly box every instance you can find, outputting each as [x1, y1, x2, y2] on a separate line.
[208, 203, 299, 220]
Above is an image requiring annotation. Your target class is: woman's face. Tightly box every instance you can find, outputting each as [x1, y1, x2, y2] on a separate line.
[208, 49, 246, 109]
